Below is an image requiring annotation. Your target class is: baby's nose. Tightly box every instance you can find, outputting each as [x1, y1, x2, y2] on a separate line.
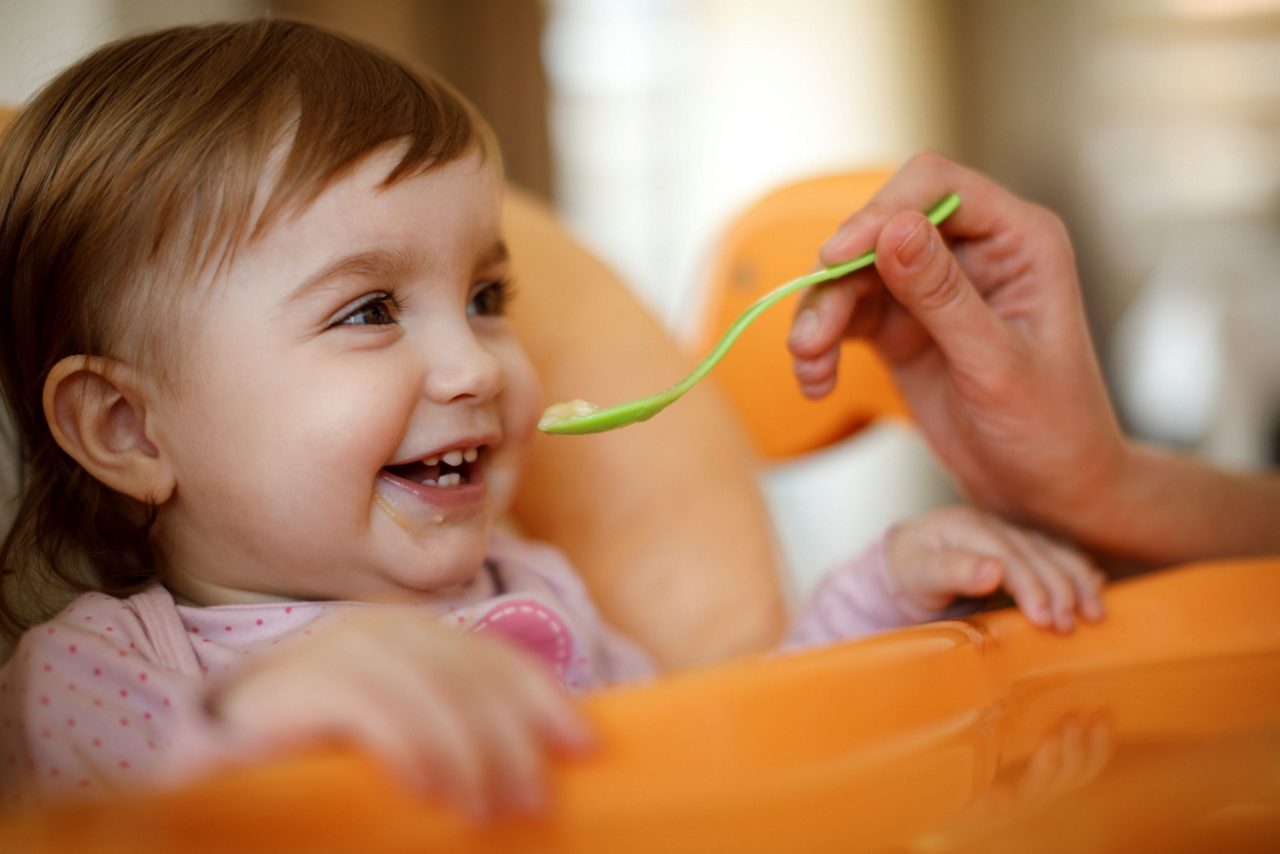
[423, 332, 505, 404]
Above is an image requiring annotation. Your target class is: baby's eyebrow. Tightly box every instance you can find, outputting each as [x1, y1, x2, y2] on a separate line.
[286, 247, 419, 302]
[286, 240, 509, 302]
[480, 240, 510, 268]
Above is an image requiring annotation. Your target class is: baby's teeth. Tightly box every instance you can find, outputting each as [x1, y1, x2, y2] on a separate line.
[443, 450, 464, 466]
[437, 473, 462, 487]
[423, 455, 440, 466]
[463, 447, 478, 463]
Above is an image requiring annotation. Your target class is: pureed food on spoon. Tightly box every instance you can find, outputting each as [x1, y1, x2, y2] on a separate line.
[538, 398, 600, 431]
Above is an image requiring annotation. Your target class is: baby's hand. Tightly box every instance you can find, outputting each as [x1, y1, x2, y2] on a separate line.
[885, 506, 1106, 632]
[210, 609, 593, 820]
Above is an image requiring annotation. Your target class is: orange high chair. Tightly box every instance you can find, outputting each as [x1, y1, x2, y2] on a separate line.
[3, 139, 1279, 852]
[6, 562, 1279, 853]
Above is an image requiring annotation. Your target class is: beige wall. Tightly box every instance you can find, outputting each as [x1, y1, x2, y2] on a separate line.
[271, 0, 554, 200]
[0, 0, 259, 105]
[953, 0, 1280, 462]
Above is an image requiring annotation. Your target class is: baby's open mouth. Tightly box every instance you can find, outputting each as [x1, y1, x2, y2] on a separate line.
[383, 446, 481, 488]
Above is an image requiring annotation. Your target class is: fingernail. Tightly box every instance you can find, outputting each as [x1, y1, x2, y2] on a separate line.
[789, 308, 819, 349]
[894, 219, 933, 271]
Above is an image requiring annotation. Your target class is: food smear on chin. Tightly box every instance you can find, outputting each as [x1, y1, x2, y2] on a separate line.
[373, 493, 446, 532]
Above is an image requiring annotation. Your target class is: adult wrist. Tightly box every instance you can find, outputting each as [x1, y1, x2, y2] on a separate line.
[1042, 435, 1147, 557]
[1056, 439, 1209, 565]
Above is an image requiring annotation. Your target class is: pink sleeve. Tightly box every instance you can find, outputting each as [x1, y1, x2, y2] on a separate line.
[0, 590, 255, 806]
[780, 535, 939, 653]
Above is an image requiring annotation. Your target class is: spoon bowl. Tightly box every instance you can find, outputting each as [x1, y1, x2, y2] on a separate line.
[538, 193, 961, 435]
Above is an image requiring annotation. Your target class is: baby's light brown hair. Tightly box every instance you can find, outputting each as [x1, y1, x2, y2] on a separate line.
[0, 18, 496, 638]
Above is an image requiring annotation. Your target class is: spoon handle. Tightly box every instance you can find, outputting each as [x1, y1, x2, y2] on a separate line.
[675, 192, 961, 396]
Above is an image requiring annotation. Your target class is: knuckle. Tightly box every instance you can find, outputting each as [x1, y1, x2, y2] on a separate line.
[1041, 566, 1071, 594]
[858, 200, 895, 231]
[793, 358, 830, 384]
[1015, 586, 1047, 610]
[914, 251, 966, 313]
[1012, 566, 1045, 593]
[1027, 201, 1066, 234]
[1003, 564, 1034, 591]
[1028, 203, 1075, 257]
[1071, 562, 1101, 586]
[864, 196, 895, 216]
[906, 149, 948, 174]
[971, 348, 1022, 400]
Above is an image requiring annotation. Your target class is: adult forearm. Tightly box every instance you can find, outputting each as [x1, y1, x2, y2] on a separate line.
[1069, 443, 1280, 566]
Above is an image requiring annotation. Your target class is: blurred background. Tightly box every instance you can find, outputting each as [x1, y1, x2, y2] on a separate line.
[2, 0, 1277, 593]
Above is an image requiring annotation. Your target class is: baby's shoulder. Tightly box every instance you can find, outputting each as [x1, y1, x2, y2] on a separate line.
[49, 585, 176, 631]
[6, 585, 187, 674]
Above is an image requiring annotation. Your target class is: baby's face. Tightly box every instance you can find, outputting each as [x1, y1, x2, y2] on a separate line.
[151, 147, 542, 604]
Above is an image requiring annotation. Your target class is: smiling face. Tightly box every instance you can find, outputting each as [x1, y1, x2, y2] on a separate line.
[150, 147, 541, 605]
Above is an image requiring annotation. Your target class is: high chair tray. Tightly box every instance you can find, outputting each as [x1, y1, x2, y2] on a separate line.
[4, 557, 1279, 853]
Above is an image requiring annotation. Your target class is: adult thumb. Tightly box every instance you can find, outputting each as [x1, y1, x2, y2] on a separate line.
[875, 211, 1009, 376]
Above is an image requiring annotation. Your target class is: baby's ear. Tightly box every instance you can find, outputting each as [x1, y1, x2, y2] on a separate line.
[43, 356, 176, 505]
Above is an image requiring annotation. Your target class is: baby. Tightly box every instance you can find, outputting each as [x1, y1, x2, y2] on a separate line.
[0, 20, 1104, 818]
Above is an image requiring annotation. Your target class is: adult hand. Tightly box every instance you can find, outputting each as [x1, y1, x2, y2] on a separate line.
[787, 152, 1126, 543]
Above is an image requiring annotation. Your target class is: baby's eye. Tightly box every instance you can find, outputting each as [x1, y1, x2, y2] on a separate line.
[337, 293, 401, 327]
[468, 279, 514, 318]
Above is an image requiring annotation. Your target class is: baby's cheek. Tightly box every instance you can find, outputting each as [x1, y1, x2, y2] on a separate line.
[321, 369, 415, 461]
[503, 348, 544, 451]
[489, 347, 541, 515]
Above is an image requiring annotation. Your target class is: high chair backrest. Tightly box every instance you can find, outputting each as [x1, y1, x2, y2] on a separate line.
[694, 169, 908, 461]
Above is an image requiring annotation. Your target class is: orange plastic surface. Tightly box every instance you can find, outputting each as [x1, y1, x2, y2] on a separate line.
[695, 169, 909, 460]
[3, 557, 1278, 852]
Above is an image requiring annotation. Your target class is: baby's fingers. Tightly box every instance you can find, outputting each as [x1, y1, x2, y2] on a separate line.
[990, 538, 1056, 631]
[1004, 530, 1079, 632]
[322, 645, 524, 819]
[1025, 530, 1106, 624]
[457, 664, 583, 817]
[364, 669, 492, 817]
[489, 647, 595, 758]
[237, 675, 481, 810]
[449, 642, 595, 817]
[999, 528, 1106, 632]
[455, 680, 555, 818]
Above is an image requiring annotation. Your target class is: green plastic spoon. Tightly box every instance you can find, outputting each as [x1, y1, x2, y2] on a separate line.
[538, 192, 961, 435]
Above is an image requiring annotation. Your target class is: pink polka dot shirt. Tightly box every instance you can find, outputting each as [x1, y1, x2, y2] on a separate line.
[0, 532, 918, 805]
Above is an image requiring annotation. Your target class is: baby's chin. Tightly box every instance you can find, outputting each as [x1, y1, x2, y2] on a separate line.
[370, 511, 493, 591]
[389, 560, 491, 602]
